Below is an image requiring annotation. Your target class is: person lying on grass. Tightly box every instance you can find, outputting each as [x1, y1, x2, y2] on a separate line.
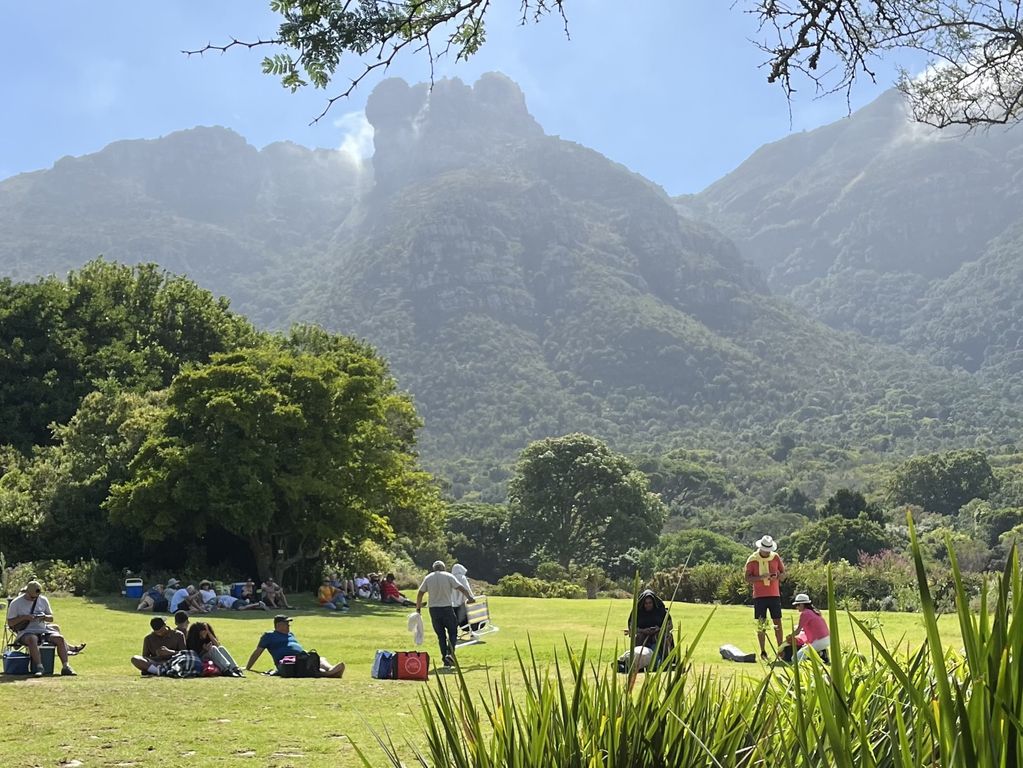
[244, 615, 345, 678]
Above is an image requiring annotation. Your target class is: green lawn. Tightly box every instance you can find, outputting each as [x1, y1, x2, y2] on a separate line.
[0, 594, 962, 767]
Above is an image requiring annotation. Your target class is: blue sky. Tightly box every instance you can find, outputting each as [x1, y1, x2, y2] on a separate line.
[1, 2, 913, 194]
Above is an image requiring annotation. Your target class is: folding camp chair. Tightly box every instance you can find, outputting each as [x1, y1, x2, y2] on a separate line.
[455, 598, 499, 648]
[2, 600, 60, 675]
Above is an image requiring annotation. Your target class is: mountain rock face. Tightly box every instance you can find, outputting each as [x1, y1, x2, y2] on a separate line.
[689, 90, 1023, 375]
[0, 126, 366, 318]
[1, 74, 1018, 497]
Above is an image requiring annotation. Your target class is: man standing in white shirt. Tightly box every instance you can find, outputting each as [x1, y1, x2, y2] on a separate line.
[416, 561, 474, 667]
[5, 581, 77, 677]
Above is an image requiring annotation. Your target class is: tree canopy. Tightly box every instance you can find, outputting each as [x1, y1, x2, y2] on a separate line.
[106, 331, 442, 581]
[886, 449, 998, 515]
[192, 1, 1023, 128]
[508, 433, 666, 570]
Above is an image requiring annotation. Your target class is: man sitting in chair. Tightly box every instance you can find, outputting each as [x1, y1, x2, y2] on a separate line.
[5, 581, 78, 676]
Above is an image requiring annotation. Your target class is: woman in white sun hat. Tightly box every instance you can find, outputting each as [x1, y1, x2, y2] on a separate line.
[789, 593, 830, 661]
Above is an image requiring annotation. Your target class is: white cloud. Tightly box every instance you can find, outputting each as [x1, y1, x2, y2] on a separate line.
[334, 111, 375, 164]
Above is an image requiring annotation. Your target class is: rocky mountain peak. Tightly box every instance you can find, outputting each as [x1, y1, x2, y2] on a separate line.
[366, 73, 544, 189]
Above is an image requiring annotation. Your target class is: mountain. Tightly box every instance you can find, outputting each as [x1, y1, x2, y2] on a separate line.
[0, 126, 367, 320]
[1, 75, 1019, 500]
[688, 90, 1023, 376]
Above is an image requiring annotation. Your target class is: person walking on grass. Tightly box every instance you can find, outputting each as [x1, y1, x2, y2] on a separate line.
[416, 561, 474, 668]
[745, 535, 785, 660]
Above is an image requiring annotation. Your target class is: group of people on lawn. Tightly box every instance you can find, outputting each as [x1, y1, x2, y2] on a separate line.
[136, 577, 291, 614]
[9, 536, 827, 680]
[127, 561, 475, 678]
[629, 534, 831, 668]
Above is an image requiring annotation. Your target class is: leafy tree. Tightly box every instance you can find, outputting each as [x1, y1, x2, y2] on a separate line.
[444, 501, 520, 582]
[636, 452, 736, 512]
[886, 449, 999, 516]
[771, 486, 816, 517]
[788, 516, 893, 563]
[820, 488, 885, 523]
[196, 1, 1023, 128]
[508, 433, 666, 570]
[0, 259, 254, 451]
[645, 529, 748, 573]
[107, 337, 440, 581]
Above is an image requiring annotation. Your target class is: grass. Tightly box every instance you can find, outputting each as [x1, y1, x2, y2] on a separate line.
[0, 592, 962, 767]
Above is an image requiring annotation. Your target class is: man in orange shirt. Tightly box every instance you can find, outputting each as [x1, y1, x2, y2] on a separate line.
[745, 535, 785, 660]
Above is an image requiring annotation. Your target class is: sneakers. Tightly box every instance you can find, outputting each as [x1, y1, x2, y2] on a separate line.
[443, 654, 455, 668]
[32, 666, 44, 677]
[60, 666, 77, 676]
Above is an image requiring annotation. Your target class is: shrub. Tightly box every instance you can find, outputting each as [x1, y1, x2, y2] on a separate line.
[1, 559, 119, 596]
[492, 573, 584, 599]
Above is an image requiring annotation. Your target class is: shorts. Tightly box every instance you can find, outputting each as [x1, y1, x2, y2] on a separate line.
[753, 597, 782, 620]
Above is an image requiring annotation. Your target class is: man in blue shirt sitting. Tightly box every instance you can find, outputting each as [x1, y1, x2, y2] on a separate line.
[244, 615, 345, 677]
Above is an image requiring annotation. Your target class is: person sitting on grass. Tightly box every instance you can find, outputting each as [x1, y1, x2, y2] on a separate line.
[317, 579, 349, 611]
[261, 578, 292, 610]
[5, 580, 79, 676]
[244, 615, 345, 678]
[198, 581, 219, 610]
[175, 610, 191, 637]
[380, 573, 414, 607]
[131, 616, 185, 676]
[783, 593, 831, 662]
[626, 589, 675, 667]
[330, 572, 355, 600]
[354, 574, 372, 599]
[186, 621, 244, 676]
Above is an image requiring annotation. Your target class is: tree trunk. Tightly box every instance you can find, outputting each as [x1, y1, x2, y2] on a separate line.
[248, 533, 274, 582]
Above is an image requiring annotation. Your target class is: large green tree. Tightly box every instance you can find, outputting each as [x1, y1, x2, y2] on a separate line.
[0, 259, 254, 451]
[195, 1, 1023, 128]
[789, 516, 893, 563]
[886, 449, 998, 516]
[508, 433, 666, 569]
[107, 333, 441, 580]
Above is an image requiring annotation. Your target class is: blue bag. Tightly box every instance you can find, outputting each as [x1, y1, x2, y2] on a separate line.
[372, 650, 396, 679]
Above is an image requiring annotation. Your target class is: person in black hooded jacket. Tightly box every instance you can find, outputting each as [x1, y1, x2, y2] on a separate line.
[627, 589, 675, 665]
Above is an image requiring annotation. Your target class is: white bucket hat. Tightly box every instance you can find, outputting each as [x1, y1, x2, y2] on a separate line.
[754, 535, 777, 552]
[792, 593, 812, 605]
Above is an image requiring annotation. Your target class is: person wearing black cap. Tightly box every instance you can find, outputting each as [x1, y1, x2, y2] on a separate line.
[130, 616, 185, 675]
[244, 615, 345, 678]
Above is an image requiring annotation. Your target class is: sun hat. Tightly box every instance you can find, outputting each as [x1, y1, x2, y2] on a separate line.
[166, 578, 180, 587]
[792, 593, 812, 605]
[754, 535, 777, 552]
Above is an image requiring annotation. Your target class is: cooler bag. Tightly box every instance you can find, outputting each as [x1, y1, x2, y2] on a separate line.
[394, 651, 429, 681]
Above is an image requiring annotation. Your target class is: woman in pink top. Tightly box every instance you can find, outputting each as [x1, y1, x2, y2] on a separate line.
[791, 593, 830, 661]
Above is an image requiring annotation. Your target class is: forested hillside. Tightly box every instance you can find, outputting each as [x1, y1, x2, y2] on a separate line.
[1, 75, 1019, 504]
[688, 90, 1023, 378]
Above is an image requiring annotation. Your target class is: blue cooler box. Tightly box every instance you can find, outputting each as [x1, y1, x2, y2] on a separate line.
[231, 582, 247, 598]
[123, 578, 144, 599]
[3, 645, 55, 675]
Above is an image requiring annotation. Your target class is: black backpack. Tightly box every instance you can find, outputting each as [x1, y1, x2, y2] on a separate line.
[278, 650, 321, 678]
